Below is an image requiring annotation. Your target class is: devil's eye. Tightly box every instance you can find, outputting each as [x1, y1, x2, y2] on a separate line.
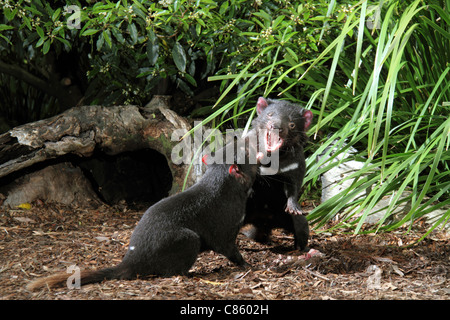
[289, 122, 295, 129]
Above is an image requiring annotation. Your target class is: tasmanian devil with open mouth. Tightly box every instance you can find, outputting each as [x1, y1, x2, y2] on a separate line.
[243, 97, 313, 251]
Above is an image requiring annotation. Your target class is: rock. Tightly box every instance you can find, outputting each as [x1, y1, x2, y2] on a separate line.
[318, 138, 449, 230]
[0, 162, 102, 208]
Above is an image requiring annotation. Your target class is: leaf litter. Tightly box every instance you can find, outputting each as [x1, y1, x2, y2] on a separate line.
[0, 202, 449, 300]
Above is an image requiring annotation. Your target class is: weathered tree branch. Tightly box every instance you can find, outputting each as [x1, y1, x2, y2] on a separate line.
[0, 97, 197, 194]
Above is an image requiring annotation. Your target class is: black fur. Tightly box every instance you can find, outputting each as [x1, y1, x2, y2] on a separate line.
[244, 97, 312, 251]
[117, 161, 257, 278]
[28, 161, 257, 290]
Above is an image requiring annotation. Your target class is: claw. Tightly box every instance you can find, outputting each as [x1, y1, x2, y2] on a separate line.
[285, 206, 303, 215]
[285, 200, 305, 215]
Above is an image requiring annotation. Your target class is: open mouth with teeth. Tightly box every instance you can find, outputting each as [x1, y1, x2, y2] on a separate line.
[264, 129, 283, 152]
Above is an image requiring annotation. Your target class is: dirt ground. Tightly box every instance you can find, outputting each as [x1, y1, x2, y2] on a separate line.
[1, 202, 449, 300]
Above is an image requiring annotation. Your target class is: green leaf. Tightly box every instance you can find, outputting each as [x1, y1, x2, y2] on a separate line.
[0, 24, 14, 31]
[285, 47, 298, 64]
[81, 29, 100, 36]
[132, 0, 147, 13]
[253, 11, 272, 23]
[96, 32, 104, 50]
[176, 78, 194, 96]
[36, 36, 45, 47]
[172, 42, 187, 73]
[147, 30, 159, 65]
[219, 1, 229, 15]
[56, 37, 71, 48]
[36, 26, 44, 39]
[272, 15, 285, 28]
[132, 3, 147, 19]
[183, 73, 197, 87]
[4, 7, 18, 21]
[0, 33, 11, 45]
[112, 28, 125, 44]
[129, 23, 138, 44]
[42, 39, 51, 54]
[337, 11, 346, 22]
[137, 67, 153, 78]
[147, 43, 159, 66]
[52, 8, 61, 22]
[22, 16, 32, 30]
[103, 30, 112, 48]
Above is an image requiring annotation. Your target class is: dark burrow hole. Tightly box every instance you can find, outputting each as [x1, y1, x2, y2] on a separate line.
[0, 148, 173, 210]
[76, 148, 173, 208]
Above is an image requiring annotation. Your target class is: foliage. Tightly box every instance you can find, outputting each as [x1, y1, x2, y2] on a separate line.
[198, 0, 450, 238]
[1, 0, 448, 237]
[0, 0, 339, 124]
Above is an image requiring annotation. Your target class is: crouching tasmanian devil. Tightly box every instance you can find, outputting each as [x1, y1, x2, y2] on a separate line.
[27, 156, 257, 290]
[243, 97, 313, 251]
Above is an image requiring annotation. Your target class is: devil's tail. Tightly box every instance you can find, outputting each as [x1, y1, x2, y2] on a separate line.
[26, 264, 132, 291]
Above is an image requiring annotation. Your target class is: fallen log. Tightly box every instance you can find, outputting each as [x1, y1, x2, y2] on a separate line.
[0, 96, 198, 207]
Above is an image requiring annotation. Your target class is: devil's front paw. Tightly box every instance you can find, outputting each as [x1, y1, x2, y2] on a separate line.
[285, 198, 304, 215]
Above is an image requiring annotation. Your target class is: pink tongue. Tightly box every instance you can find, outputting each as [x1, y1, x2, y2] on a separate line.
[265, 130, 283, 152]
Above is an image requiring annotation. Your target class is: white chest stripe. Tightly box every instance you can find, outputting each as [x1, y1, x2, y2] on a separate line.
[280, 163, 299, 173]
[259, 162, 299, 175]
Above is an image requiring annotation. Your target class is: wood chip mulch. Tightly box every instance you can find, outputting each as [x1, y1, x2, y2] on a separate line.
[1, 202, 449, 300]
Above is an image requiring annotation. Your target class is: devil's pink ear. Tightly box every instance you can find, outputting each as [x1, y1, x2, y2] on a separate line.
[202, 154, 209, 165]
[303, 110, 313, 130]
[228, 164, 239, 176]
[256, 97, 268, 114]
